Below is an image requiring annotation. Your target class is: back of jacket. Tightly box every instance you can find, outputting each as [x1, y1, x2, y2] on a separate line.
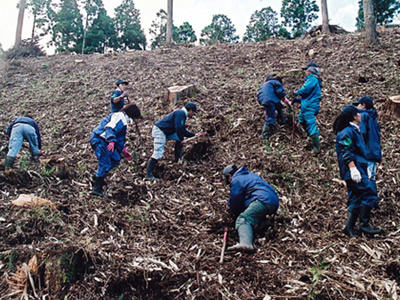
[257, 78, 286, 105]
[336, 125, 369, 180]
[359, 109, 382, 162]
[155, 109, 195, 141]
[7, 117, 42, 149]
[296, 74, 322, 112]
[228, 167, 279, 217]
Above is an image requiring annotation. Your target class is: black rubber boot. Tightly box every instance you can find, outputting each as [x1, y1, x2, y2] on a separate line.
[173, 141, 183, 162]
[5, 156, 15, 170]
[91, 176, 105, 197]
[146, 158, 158, 179]
[343, 209, 359, 237]
[261, 124, 272, 140]
[227, 224, 255, 253]
[254, 217, 273, 234]
[310, 134, 320, 155]
[359, 206, 382, 234]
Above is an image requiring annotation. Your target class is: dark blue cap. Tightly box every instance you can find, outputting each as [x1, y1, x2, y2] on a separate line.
[115, 79, 128, 86]
[352, 96, 373, 109]
[341, 105, 359, 117]
[185, 102, 198, 113]
[302, 61, 319, 70]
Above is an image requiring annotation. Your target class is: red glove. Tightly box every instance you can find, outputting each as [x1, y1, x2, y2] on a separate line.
[198, 132, 206, 137]
[107, 142, 115, 152]
[122, 147, 133, 161]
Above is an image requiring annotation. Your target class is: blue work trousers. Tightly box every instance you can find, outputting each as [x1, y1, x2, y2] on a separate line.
[264, 102, 284, 126]
[90, 137, 121, 177]
[7, 123, 40, 158]
[298, 109, 319, 137]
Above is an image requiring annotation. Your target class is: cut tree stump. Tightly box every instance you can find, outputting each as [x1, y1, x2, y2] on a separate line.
[385, 95, 400, 116]
[167, 85, 197, 107]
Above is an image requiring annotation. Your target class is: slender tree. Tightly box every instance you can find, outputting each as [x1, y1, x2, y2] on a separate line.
[320, 0, 330, 33]
[357, 0, 400, 29]
[363, 0, 379, 45]
[243, 7, 279, 42]
[281, 0, 319, 38]
[166, 0, 173, 45]
[175, 22, 197, 43]
[200, 14, 239, 45]
[26, 0, 49, 42]
[15, 0, 27, 48]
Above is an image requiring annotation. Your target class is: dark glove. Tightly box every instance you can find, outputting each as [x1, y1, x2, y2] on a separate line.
[291, 97, 302, 104]
[107, 142, 115, 152]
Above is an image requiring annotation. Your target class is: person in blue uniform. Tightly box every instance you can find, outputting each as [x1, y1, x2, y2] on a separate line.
[257, 75, 287, 139]
[110, 79, 129, 113]
[223, 164, 279, 253]
[6, 116, 42, 170]
[293, 62, 323, 155]
[352, 96, 382, 198]
[90, 104, 141, 197]
[333, 105, 381, 237]
[146, 102, 203, 179]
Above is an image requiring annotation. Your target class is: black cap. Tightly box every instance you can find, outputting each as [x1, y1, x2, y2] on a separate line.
[185, 102, 198, 113]
[115, 79, 129, 86]
[352, 96, 373, 109]
[302, 61, 319, 70]
[341, 105, 359, 118]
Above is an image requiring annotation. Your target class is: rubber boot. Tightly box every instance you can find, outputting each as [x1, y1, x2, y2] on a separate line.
[261, 124, 272, 140]
[310, 134, 320, 156]
[31, 155, 40, 164]
[227, 224, 255, 253]
[173, 141, 183, 163]
[359, 206, 382, 234]
[254, 217, 273, 234]
[5, 156, 15, 170]
[343, 209, 359, 237]
[91, 176, 105, 197]
[146, 158, 158, 179]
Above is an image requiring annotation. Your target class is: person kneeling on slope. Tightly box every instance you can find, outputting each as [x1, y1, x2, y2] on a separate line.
[90, 103, 141, 197]
[223, 164, 279, 253]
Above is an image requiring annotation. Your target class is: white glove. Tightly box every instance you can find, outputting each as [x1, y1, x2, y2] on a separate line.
[350, 167, 362, 183]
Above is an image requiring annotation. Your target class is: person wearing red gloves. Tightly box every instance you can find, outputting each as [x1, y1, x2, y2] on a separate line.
[90, 104, 141, 197]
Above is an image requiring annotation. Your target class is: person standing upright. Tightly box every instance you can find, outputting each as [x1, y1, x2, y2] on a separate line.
[110, 79, 129, 113]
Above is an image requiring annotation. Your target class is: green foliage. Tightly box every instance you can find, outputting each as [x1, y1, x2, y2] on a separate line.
[280, 0, 319, 38]
[243, 7, 280, 42]
[175, 22, 197, 44]
[309, 253, 331, 298]
[26, 0, 50, 39]
[114, 0, 146, 50]
[6, 38, 45, 59]
[49, 0, 84, 53]
[357, 0, 400, 29]
[200, 14, 239, 45]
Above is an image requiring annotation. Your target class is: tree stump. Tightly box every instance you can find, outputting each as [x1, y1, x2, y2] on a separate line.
[385, 95, 400, 117]
[167, 85, 197, 107]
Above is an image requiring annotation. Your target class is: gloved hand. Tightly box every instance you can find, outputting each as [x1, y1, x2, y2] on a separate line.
[283, 97, 292, 107]
[122, 147, 133, 161]
[291, 97, 301, 104]
[107, 141, 115, 152]
[350, 167, 362, 183]
[197, 132, 206, 137]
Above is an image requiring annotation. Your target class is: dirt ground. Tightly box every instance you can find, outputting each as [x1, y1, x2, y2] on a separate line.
[0, 27, 400, 299]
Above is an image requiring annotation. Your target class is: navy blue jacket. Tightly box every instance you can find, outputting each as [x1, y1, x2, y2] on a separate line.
[359, 109, 382, 162]
[228, 167, 279, 217]
[155, 108, 195, 141]
[257, 77, 286, 105]
[110, 89, 125, 113]
[90, 112, 129, 161]
[7, 117, 42, 149]
[336, 124, 370, 181]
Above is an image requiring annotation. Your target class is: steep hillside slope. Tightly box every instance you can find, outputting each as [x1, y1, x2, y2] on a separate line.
[0, 28, 400, 299]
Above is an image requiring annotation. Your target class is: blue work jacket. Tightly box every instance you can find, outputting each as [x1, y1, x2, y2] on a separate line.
[257, 77, 286, 105]
[295, 74, 322, 113]
[228, 167, 279, 217]
[155, 108, 195, 141]
[110, 89, 125, 113]
[359, 109, 382, 162]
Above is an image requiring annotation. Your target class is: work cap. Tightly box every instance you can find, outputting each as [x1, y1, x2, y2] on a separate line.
[307, 66, 320, 75]
[341, 105, 359, 118]
[352, 96, 373, 109]
[115, 79, 129, 86]
[302, 61, 319, 70]
[223, 165, 236, 177]
[185, 102, 198, 113]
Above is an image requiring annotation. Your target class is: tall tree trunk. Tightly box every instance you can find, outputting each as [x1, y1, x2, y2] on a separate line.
[31, 14, 37, 44]
[363, 0, 379, 45]
[166, 0, 173, 45]
[82, 13, 89, 55]
[320, 0, 330, 34]
[15, 0, 27, 48]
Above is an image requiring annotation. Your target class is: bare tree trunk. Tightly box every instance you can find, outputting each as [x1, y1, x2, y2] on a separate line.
[363, 0, 379, 45]
[31, 13, 36, 44]
[320, 0, 330, 34]
[166, 0, 173, 45]
[15, 0, 27, 48]
[82, 13, 89, 55]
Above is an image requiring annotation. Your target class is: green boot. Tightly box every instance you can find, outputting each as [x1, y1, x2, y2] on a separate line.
[91, 176, 106, 197]
[146, 158, 158, 179]
[310, 134, 320, 155]
[359, 206, 382, 234]
[343, 209, 359, 237]
[227, 224, 255, 253]
[261, 124, 273, 140]
[5, 156, 15, 170]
